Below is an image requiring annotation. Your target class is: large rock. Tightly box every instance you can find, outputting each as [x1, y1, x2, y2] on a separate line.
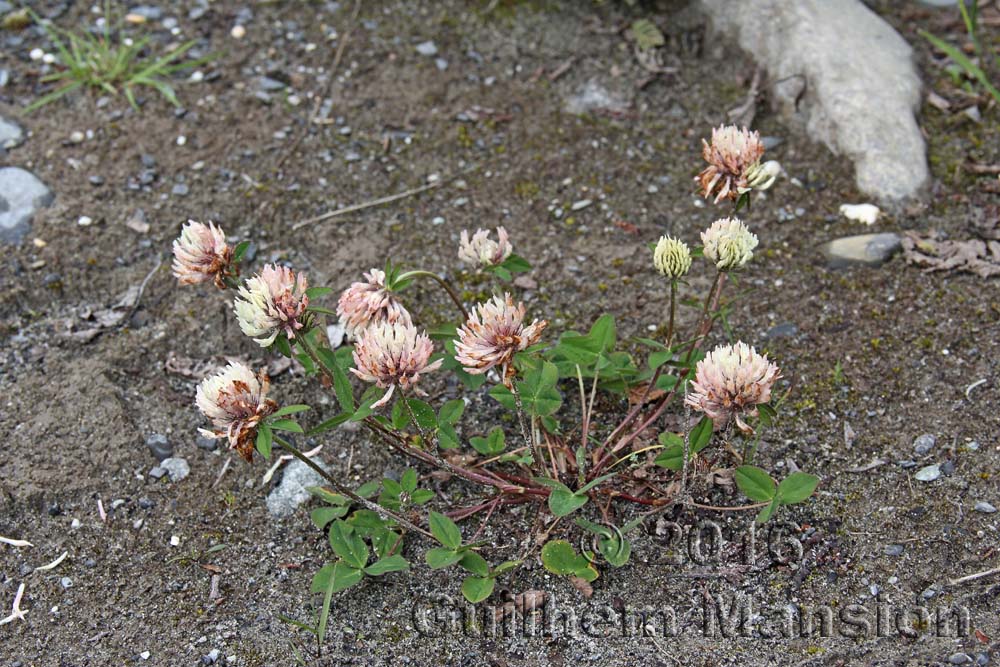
[699, 0, 928, 202]
[266, 459, 327, 518]
[0, 167, 54, 244]
[820, 233, 902, 267]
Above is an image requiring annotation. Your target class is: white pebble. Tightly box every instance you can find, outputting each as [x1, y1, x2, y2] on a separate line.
[176, 135, 187, 146]
[839, 203, 880, 225]
[230, 25, 246, 39]
[77, 216, 93, 227]
[69, 131, 85, 144]
[30, 48, 44, 61]
[42, 53, 57, 65]
[169, 535, 180, 546]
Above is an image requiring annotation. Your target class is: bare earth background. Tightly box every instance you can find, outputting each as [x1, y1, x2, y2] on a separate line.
[1, 1, 999, 665]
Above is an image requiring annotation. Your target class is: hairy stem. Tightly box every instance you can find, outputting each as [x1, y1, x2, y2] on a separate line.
[396, 270, 469, 321]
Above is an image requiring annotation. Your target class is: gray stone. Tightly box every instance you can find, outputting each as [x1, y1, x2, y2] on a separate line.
[160, 457, 190, 482]
[950, 655, 972, 666]
[0, 167, 54, 244]
[257, 76, 286, 91]
[128, 6, 162, 20]
[884, 544, 904, 556]
[196, 435, 218, 452]
[820, 233, 902, 268]
[763, 322, 797, 339]
[974, 501, 996, 514]
[414, 40, 437, 56]
[565, 80, 630, 115]
[700, 0, 928, 202]
[266, 459, 327, 518]
[914, 464, 940, 482]
[149, 466, 167, 480]
[145, 433, 173, 461]
[0, 116, 24, 149]
[913, 433, 936, 455]
[171, 183, 189, 197]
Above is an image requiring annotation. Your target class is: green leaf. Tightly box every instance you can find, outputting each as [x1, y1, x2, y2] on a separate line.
[501, 254, 531, 273]
[405, 398, 438, 431]
[519, 361, 562, 417]
[428, 511, 462, 549]
[255, 424, 273, 459]
[269, 418, 304, 433]
[311, 506, 348, 530]
[461, 576, 495, 603]
[756, 497, 780, 524]
[631, 18, 665, 50]
[400, 469, 418, 493]
[757, 402, 777, 427]
[470, 426, 506, 456]
[350, 386, 384, 421]
[426, 547, 463, 570]
[653, 445, 683, 470]
[549, 489, 589, 516]
[305, 287, 334, 299]
[232, 240, 251, 263]
[437, 422, 460, 450]
[363, 554, 409, 576]
[306, 486, 349, 505]
[370, 527, 400, 559]
[328, 521, 370, 570]
[540, 540, 595, 580]
[330, 362, 355, 413]
[689, 416, 714, 454]
[355, 481, 380, 498]
[492, 560, 521, 576]
[381, 478, 403, 499]
[438, 399, 465, 425]
[776, 473, 820, 505]
[735, 466, 777, 502]
[459, 551, 490, 577]
[411, 489, 435, 505]
[307, 412, 351, 435]
[391, 400, 409, 430]
[920, 29, 1000, 104]
[273, 335, 292, 358]
[271, 404, 311, 418]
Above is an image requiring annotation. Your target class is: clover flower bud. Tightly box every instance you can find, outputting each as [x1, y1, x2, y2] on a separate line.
[701, 217, 758, 271]
[696, 125, 768, 203]
[684, 342, 781, 433]
[171, 220, 233, 288]
[336, 269, 412, 339]
[653, 236, 692, 279]
[234, 264, 309, 347]
[454, 294, 547, 386]
[196, 362, 277, 462]
[458, 227, 513, 267]
[351, 321, 442, 408]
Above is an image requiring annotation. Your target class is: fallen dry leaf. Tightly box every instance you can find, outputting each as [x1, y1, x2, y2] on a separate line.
[901, 231, 1000, 278]
[569, 576, 594, 598]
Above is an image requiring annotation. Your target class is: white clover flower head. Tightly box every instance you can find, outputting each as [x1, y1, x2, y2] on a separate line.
[234, 264, 309, 347]
[351, 321, 442, 408]
[458, 227, 513, 267]
[336, 269, 412, 339]
[696, 125, 767, 203]
[684, 341, 781, 433]
[196, 362, 277, 462]
[701, 217, 758, 271]
[653, 236, 692, 279]
[454, 293, 547, 386]
[744, 160, 781, 193]
[171, 220, 233, 288]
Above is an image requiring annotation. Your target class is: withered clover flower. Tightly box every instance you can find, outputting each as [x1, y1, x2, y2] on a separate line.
[336, 269, 412, 339]
[171, 220, 233, 288]
[196, 362, 277, 462]
[454, 293, 547, 386]
[234, 264, 310, 347]
[701, 217, 758, 271]
[458, 227, 513, 268]
[696, 125, 779, 203]
[653, 236, 692, 279]
[685, 341, 781, 433]
[351, 321, 442, 408]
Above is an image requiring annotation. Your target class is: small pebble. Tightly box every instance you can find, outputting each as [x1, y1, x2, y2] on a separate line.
[415, 40, 438, 56]
[140, 652, 151, 661]
[172, 183, 190, 197]
[170, 535, 181, 547]
[60, 577, 72, 589]
[950, 654, 972, 665]
[913, 433, 935, 455]
[571, 199, 592, 211]
[914, 464, 940, 482]
[974, 501, 996, 514]
[77, 216, 93, 227]
[231, 25, 246, 39]
[69, 130, 85, 144]
[884, 544, 904, 557]
[176, 135, 187, 146]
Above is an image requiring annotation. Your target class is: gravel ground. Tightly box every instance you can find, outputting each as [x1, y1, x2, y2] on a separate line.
[1, 1, 998, 665]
